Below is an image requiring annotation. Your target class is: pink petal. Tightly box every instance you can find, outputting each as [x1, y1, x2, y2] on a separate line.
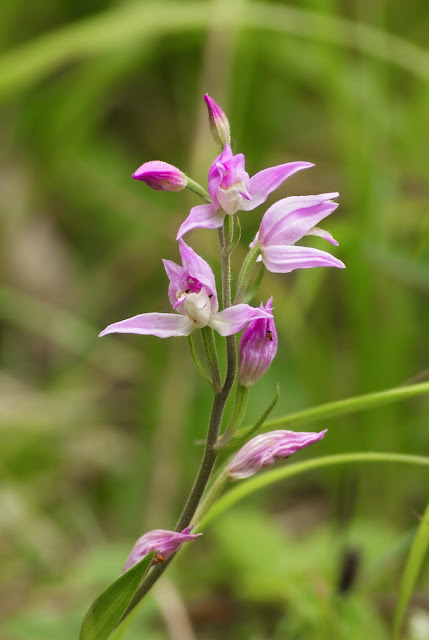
[307, 226, 339, 246]
[262, 245, 346, 273]
[259, 193, 339, 246]
[179, 239, 219, 313]
[240, 162, 314, 211]
[176, 204, 226, 239]
[99, 313, 194, 338]
[162, 259, 188, 309]
[208, 304, 273, 337]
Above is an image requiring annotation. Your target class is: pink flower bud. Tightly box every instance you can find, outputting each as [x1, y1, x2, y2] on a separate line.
[238, 297, 277, 387]
[132, 160, 187, 191]
[204, 94, 231, 147]
[227, 429, 327, 480]
[123, 527, 202, 573]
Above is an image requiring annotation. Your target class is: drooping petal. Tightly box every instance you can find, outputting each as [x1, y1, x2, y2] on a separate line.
[262, 245, 346, 273]
[208, 304, 273, 337]
[259, 193, 339, 245]
[177, 204, 225, 239]
[178, 238, 218, 313]
[99, 313, 195, 338]
[240, 162, 314, 211]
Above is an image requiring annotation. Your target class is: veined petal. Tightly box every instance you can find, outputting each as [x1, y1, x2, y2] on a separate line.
[178, 239, 218, 313]
[176, 204, 225, 239]
[99, 313, 195, 338]
[262, 245, 345, 273]
[259, 193, 339, 245]
[240, 162, 314, 211]
[208, 304, 273, 337]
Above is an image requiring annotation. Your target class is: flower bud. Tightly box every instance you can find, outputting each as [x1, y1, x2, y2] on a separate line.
[123, 527, 202, 573]
[238, 297, 277, 387]
[132, 160, 187, 191]
[204, 94, 231, 147]
[227, 429, 327, 480]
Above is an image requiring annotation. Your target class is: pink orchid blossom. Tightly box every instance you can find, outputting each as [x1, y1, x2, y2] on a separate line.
[99, 239, 272, 339]
[177, 144, 313, 238]
[250, 193, 345, 273]
[123, 527, 201, 573]
[132, 160, 187, 191]
[204, 94, 231, 147]
[227, 429, 327, 480]
[238, 297, 278, 388]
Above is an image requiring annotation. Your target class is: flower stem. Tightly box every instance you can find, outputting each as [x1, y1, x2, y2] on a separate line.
[185, 177, 211, 203]
[234, 242, 261, 304]
[216, 384, 249, 449]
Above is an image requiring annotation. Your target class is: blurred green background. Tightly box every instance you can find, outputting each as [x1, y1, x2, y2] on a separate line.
[1, 0, 429, 638]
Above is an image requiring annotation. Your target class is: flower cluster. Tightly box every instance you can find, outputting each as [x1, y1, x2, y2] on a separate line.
[99, 95, 344, 572]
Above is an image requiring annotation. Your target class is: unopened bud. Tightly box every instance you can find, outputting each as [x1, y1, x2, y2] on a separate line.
[204, 94, 231, 147]
[123, 527, 202, 573]
[132, 160, 187, 191]
[227, 430, 327, 480]
[238, 297, 277, 387]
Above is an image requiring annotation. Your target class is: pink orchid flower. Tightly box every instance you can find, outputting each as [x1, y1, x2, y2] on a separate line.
[99, 239, 272, 339]
[238, 297, 278, 388]
[177, 143, 313, 238]
[250, 193, 345, 272]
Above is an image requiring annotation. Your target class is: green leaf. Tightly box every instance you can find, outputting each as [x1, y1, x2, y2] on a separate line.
[236, 381, 429, 436]
[393, 499, 429, 639]
[244, 264, 264, 304]
[226, 384, 280, 451]
[187, 334, 213, 388]
[79, 551, 155, 640]
[199, 453, 429, 529]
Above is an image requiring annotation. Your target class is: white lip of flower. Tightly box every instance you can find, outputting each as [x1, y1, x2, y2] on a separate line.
[217, 181, 250, 215]
[177, 289, 212, 328]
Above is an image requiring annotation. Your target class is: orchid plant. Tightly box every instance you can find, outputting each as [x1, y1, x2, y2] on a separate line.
[82, 95, 345, 634]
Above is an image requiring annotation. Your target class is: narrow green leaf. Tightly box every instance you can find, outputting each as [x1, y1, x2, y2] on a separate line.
[79, 551, 155, 640]
[393, 499, 429, 639]
[199, 453, 429, 529]
[227, 216, 241, 254]
[244, 264, 264, 303]
[236, 382, 429, 436]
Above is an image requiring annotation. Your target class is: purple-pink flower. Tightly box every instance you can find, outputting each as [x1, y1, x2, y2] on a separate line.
[99, 239, 273, 339]
[177, 144, 313, 238]
[123, 527, 202, 573]
[238, 297, 278, 388]
[204, 94, 231, 147]
[227, 429, 327, 480]
[132, 160, 187, 191]
[250, 193, 345, 273]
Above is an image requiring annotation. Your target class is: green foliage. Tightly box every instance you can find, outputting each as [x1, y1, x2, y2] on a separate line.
[79, 552, 155, 640]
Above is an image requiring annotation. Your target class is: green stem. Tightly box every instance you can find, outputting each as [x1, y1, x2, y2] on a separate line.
[185, 177, 211, 203]
[234, 243, 261, 304]
[200, 327, 221, 392]
[216, 384, 249, 449]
